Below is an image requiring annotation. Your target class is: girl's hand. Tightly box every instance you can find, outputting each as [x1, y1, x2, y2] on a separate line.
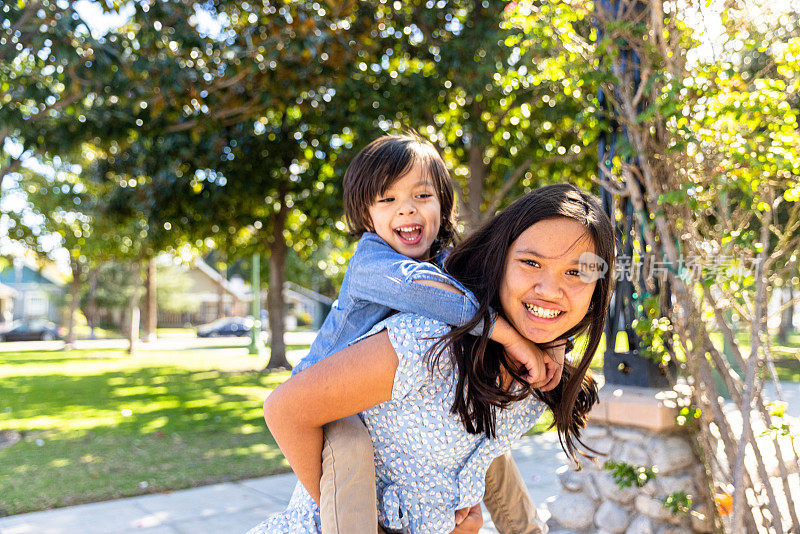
[502, 335, 549, 387]
[451, 504, 483, 533]
[538, 341, 567, 392]
[490, 316, 548, 387]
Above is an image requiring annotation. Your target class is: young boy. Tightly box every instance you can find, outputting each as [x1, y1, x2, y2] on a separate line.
[291, 133, 557, 533]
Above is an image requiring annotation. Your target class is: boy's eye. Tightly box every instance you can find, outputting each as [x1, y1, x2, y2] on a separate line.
[377, 197, 394, 203]
[522, 259, 540, 268]
[566, 269, 580, 276]
[417, 193, 433, 199]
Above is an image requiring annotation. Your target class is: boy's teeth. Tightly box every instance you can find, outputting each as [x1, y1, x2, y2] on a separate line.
[525, 303, 562, 318]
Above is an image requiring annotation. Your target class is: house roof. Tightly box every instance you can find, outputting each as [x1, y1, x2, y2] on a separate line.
[193, 259, 249, 301]
[0, 282, 18, 298]
[0, 256, 67, 288]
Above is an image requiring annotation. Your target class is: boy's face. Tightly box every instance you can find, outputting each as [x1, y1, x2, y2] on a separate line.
[368, 165, 442, 260]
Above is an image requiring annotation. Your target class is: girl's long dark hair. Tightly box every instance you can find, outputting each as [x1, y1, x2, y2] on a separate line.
[431, 184, 615, 461]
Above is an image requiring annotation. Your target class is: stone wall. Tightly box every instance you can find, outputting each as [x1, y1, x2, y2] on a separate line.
[546, 387, 713, 534]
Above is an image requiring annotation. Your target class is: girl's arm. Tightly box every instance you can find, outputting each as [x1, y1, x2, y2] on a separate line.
[263, 330, 398, 504]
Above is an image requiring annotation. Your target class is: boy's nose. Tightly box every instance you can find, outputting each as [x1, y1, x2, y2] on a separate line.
[397, 202, 417, 215]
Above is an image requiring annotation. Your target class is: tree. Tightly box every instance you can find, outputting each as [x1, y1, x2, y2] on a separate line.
[87, 0, 378, 368]
[587, 0, 800, 529]
[0, 150, 145, 346]
[327, 0, 600, 231]
[0, 1, 137, 192]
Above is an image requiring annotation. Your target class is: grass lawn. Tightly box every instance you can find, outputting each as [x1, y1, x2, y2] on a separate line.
[584, 330, 800, 380]
[0, 344, 302, 516]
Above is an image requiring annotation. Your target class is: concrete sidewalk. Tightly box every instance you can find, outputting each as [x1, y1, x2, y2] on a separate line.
[0, 433, 567, 534]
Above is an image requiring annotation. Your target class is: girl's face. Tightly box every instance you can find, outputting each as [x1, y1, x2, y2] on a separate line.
[367, 165, 442, 260]
[499, 217, 600, 344]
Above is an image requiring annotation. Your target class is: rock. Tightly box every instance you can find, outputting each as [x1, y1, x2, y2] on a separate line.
[588, 436, 616, 455]
[626, 515, 653, 534]
[656, 528, 693, 534]
[584, 472, 601, 500]
[635, 495, 672, 522]
[547, 492, 597, 530]
[557, 465, 584, 492]
[612, 427, 646, 441]
[596, 471, 639, 504]
[618, 442, 652, 467]
[594, 501, 630, 533]
[584, 424, 610, 440]
[649, 436, 694, 475]
[655, 474, 695, 499]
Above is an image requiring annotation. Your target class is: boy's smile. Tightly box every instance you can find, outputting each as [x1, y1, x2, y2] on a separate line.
[368, 165, 441, 260]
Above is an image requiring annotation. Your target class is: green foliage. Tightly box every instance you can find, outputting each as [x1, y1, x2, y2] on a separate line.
[676, 405, 702, 427]
[631, 295, 677, 367]
[603, 460, 656, 488]
[603, 460, 657, 489]
[761, 401, 796, 439]
[663, 490, 692, 516]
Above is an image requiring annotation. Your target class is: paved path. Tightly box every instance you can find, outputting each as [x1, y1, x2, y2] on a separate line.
[0, 433, 566, 534]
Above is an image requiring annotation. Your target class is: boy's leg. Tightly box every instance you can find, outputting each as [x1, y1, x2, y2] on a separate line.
[483, 452, 548, 534]
[320, 414, 379, 534]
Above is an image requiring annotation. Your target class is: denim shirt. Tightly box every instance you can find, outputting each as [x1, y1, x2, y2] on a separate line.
[292, 232, 486, 375]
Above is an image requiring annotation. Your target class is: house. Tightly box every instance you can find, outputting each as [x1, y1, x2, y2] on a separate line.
[157, 258, 250, 327]
[0, 282, 18, 326]
[283, 281, 333, 329]
[0, 257, 66, 323]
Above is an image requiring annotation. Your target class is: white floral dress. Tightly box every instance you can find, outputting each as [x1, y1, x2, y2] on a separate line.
[247, 313, 546, 534]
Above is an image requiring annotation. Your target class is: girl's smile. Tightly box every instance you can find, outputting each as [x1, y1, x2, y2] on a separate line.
[500, 217, 598, 344]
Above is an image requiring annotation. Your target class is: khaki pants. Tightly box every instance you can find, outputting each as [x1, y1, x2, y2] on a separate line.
[319, 415, 547, 534]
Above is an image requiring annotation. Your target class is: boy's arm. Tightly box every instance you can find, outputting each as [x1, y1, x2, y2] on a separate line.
[349, 237, 480, 326]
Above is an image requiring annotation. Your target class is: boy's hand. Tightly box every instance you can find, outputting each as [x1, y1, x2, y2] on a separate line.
[451, 504, 483, 533]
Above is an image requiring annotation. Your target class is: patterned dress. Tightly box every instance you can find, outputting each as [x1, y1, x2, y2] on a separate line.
[247, 313, 546, 534]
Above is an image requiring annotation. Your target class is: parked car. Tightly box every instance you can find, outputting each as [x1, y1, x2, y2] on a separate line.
[0, 319, 63, 341]
[196, 317, 252, 337]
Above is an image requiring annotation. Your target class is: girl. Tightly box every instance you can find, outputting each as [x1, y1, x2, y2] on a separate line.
[252, 184, 614, 533]
[289, 133, 559, 533]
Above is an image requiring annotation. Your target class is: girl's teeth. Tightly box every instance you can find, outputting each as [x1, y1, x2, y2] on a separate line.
[525, 304, 562, 318]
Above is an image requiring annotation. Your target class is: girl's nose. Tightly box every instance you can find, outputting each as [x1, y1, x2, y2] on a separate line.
[534, 272, 563, 299]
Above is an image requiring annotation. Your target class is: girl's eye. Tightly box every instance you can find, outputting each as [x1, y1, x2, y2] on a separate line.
[522, 259, 540, 268]
[417, 193, 433, 199]
[378, 197, 394, 203]
[566, 269, 581, 277]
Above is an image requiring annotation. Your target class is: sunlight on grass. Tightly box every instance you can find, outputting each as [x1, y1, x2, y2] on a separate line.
[0, 345, 298, 515]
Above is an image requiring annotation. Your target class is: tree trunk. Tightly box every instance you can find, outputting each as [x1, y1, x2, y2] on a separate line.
[127, 262, 141, 355]
[466, 140, 485, 233]
[87, 266, 99, 339]
[65, 260, 82, 349]
[778, 286, 794, 344]
[143, 258, 157, 342]
[265, 192, 289, 370]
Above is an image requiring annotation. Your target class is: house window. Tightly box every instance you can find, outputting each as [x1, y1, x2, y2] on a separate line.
[25, 293, 48, 317]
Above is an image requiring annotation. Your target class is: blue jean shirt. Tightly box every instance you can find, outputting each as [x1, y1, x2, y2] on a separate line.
[292, 232, 485, 375]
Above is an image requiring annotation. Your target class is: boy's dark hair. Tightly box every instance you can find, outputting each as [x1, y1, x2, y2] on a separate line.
[433, 184, 616, 462]
[343, 132, 456, 250]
